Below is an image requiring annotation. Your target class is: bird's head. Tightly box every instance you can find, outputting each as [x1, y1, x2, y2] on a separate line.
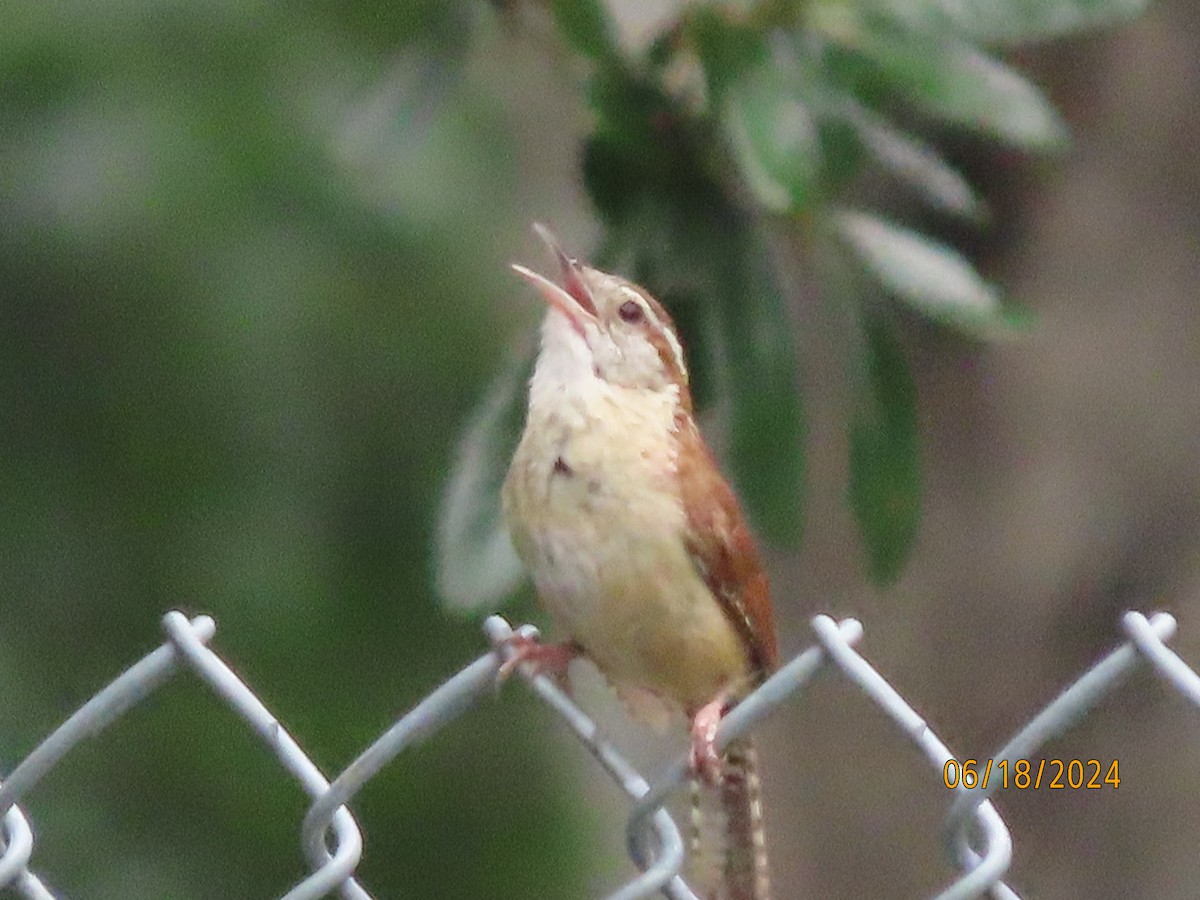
[513, 224, 689, 398]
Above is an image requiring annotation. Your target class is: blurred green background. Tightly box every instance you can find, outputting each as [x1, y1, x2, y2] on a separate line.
[4, 0, 1200, 898]
[1, 2, 588, 897]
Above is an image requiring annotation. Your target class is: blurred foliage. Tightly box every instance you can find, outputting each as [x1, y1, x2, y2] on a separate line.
[0, 0, 1150, 897]
[439, 0, 1148, 608]
[1, 1, 587, 898]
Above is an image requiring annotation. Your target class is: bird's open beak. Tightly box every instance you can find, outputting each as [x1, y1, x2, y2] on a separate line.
[511, 223, 598, 336]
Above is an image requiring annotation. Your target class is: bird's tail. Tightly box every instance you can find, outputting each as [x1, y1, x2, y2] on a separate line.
[688, 737, 770, 900]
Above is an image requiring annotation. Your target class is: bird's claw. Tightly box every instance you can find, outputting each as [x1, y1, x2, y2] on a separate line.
[496, 633, 577, 693]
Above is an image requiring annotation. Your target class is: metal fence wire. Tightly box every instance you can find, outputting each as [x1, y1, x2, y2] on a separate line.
[0, 608, 1196, 900]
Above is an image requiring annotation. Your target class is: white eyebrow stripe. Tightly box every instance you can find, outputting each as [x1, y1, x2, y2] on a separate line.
[619, 285, 686, 380]
[660, 322, 685, 379]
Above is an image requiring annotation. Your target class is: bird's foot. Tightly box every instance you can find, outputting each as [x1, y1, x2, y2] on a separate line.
[689, 696, 729, 787]
[496, 633, 578, 693]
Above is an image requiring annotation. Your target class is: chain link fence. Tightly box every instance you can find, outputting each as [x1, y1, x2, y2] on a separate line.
[0, 608, 1195, 899]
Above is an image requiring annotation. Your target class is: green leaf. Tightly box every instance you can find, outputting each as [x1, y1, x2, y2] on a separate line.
[816, 10, 1069, 151]
[435, 351, 532, 613]
[880, 0, 1151, 45]
[905, 45, 1068, 150]
[848, 108, 986, 220]
[585, 69, 685, 182]
[582, 130, 645, 223]
[835, 210, 1030, 337]
[724, 63, 822, 213]
[849, 314, 921, 584]
[547, 0, 618, 61]
[688, 7, 768, 105]
[712, 228, 806, 543]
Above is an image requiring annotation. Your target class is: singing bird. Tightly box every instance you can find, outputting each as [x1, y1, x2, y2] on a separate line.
[502, 225, 777, 900]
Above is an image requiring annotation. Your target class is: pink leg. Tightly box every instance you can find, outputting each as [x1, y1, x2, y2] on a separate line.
[689, 695, 728, 786]
[497, 633, 579, 691]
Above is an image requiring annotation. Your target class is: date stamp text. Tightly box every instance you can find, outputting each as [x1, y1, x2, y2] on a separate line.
[943, 758, 1120, 790]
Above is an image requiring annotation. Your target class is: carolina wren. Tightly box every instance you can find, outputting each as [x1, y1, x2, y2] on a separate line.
[502, 225, 778, 900]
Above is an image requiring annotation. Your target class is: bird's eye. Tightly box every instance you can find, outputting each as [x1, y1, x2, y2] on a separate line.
[618, 300, 644, 323]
